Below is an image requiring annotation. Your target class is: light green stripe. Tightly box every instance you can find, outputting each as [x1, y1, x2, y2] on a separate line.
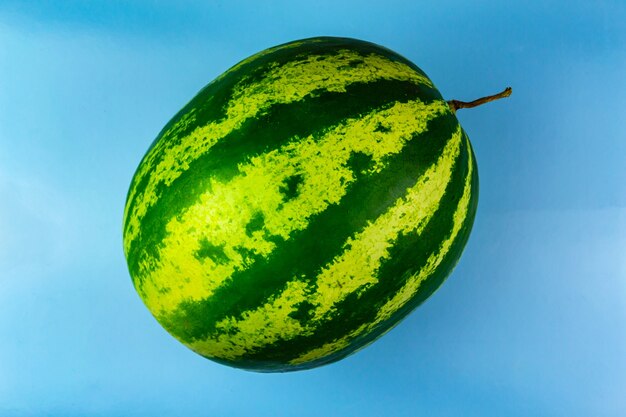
[124, 50, 434, 255]
[185, 125, 464, 361]
[137, 99, 449, 316]
[290, 131, 475, 365]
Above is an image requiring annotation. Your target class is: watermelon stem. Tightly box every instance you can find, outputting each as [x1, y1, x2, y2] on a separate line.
[447, 87, 512, 114]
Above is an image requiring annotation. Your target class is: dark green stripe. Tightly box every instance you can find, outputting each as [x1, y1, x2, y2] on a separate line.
[215, 131, 478, 372]
[158, 111, 460, 345]
[126, 79, 443, 288]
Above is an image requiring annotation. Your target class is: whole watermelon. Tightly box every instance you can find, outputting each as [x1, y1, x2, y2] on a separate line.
[123, 37, 478, 372]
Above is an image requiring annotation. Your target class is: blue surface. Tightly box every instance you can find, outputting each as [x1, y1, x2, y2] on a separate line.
[1, 1, 625, 416]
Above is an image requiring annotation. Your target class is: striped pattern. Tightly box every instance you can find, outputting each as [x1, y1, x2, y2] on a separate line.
[123, 37, 479, 372]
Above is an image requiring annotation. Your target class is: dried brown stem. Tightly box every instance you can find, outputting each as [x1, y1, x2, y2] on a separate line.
[447, 87, 512, 113]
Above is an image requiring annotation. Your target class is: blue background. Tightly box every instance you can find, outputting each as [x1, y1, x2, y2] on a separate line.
[1, 1, 625, 415]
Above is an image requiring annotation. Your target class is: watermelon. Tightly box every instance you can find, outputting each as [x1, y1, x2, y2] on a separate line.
[123, 36, 479, 372]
